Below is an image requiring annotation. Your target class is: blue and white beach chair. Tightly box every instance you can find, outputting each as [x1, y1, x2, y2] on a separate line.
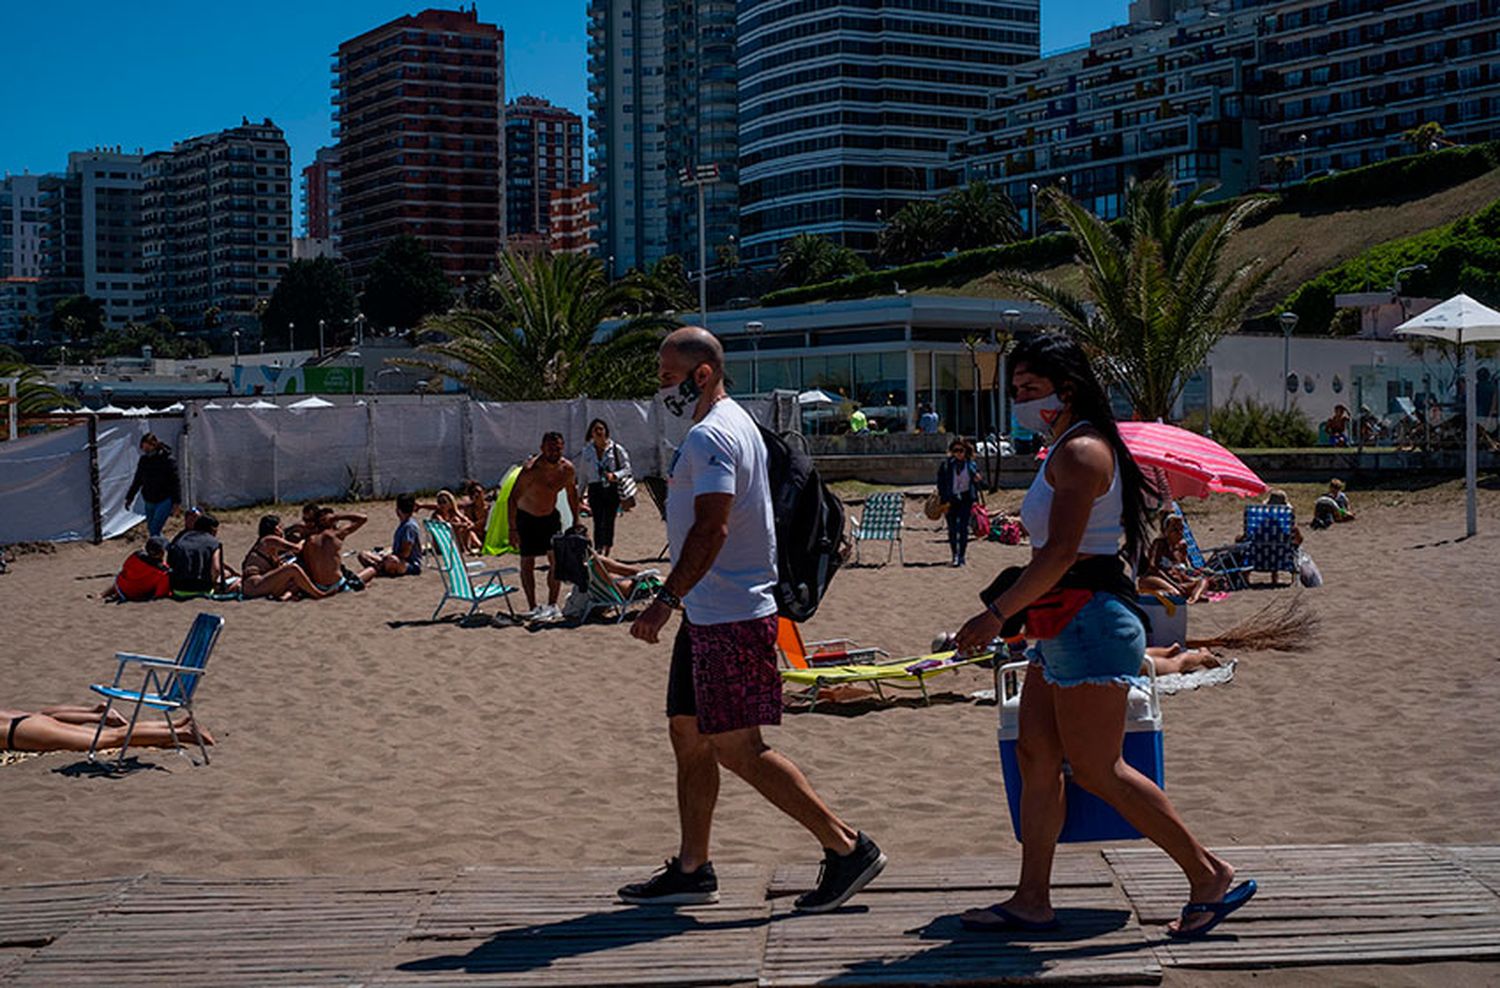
[426, 519, 521, 621]
[1172, 501, 1251, 590]
[852, 491, 905, 565]
[88, 612, 222, 766]
[1238, 503, 1298, 585]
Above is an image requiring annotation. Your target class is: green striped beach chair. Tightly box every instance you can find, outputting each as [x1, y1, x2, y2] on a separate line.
[853, 491, 905, 565]
[425, 519, 521, 621]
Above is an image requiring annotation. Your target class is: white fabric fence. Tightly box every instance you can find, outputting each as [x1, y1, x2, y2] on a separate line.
[0, 395, 794, 543]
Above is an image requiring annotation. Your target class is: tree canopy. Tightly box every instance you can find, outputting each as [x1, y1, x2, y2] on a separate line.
[261, 257, 358, 350]
[396, 250, 674, 401]
[879, 181, 1023, 263]
[777, 233, 869, 287]
[360, 235, 454, 331]
[996, 175, 1278, 422]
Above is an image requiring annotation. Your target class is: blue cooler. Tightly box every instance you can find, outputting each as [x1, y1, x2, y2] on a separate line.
[996, 659, 1164, 842]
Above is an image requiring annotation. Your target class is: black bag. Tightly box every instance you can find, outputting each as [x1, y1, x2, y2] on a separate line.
[757, 425, 848, 621]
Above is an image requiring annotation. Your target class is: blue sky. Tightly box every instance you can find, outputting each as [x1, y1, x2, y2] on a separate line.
[0, 1, 1131, 232]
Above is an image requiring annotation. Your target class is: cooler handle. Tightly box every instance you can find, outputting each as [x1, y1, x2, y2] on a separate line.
[1141, 655, 1161, 721]
[999, 660, 1030, 706]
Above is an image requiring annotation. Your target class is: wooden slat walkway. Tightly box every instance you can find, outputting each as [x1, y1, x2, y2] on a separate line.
[3, 844, 1498, 984]
[1106, 843, 1500, 968]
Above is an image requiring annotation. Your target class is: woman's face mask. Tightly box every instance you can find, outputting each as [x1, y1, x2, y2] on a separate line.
[1012, 392, 1066, 433]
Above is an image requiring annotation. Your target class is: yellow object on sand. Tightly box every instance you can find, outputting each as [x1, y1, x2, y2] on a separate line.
[482, 463, 577, 556]
[782, 649, 996, 711]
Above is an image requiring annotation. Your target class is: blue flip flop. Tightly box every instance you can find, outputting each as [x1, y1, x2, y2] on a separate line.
[960, 904, 1062, 933]
[1167, 879, 1258, 940]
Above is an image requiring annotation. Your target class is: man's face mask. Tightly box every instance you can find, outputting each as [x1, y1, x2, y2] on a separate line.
[658, 368, 704, 418]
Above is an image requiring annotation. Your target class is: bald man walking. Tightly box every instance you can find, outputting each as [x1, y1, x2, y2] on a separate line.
[621, 327, 885, 913]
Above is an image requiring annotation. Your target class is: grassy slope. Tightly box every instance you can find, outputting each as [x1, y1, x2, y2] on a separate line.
[940, 168, 1500, 313]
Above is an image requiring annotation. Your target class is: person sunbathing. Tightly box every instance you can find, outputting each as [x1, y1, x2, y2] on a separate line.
[1, 703, 214, 753]
[418, 490, 481, 554]
[1144, 643, 1223, 676]
[1140, 513, 1209, 603]
[458, 479, 490, 540]
[102, 536, 172, 602]
[240, 514, 328, 600]
[302, 507, 374, 594]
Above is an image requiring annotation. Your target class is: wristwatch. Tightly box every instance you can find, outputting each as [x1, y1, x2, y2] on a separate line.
[655, 587, 683, 610]
[987, 599, 1008, 623]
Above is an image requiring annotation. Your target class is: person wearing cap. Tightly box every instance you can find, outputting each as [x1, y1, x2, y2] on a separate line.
[103, 537, 172, 602]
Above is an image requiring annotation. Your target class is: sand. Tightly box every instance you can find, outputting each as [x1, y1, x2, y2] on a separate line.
[2, 478, 1498, 980]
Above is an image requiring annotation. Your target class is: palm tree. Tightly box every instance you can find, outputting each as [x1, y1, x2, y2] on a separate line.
[395, 251, 674, 401]
[942, 181, 1024, 251]
[624, 254, 695, 314]
[878, 201, 948, 264]
[0, 359, 76, 421]
[1402, 121, 1447, 153]
[994, 175, 1279, 422]
[777, 233, 868, 286]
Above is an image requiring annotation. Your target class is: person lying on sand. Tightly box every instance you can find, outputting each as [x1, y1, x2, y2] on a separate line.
[1, 703, 214, 753]
[240, 514, 328, 600]
[302, 508, 374, 594]
[1145, 643, 1223, 676]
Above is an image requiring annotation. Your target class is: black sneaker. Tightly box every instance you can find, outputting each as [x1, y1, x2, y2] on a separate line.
[794, 833, 887, 913]
[618, 858, 719, 905]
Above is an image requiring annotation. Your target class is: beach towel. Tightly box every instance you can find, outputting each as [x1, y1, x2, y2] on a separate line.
[972, 659, 1237, 701]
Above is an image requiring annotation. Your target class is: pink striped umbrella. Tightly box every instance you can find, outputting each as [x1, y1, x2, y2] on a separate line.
[1038, 422, 1266, 500]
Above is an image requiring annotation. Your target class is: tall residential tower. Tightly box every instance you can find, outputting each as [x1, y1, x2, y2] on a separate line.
[333, 7, 505, 285]
[505, 96, 585, 250]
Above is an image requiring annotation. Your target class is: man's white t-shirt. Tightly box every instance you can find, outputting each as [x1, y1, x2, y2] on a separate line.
[666, 397, 778, 626]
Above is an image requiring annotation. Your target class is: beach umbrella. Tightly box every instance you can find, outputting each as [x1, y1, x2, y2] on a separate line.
[96, 404, 126, 415]
[163, 402, 186, 412]
[245, 399, 278, 409]
[287, 396, 335, 409]
[202, 402, 223, 409]
[1039, 422, 1266, 500]
[122, 406, 153, 417]
[1394, 293, 1500, 537]
[49, 406, 75, 415]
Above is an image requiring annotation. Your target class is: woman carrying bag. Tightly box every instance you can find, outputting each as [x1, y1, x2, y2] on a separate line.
[936, 437, 981, 567]
[578, 418, 632, 558]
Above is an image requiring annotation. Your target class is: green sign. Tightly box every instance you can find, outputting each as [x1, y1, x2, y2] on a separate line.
[300, 366, 365, 394]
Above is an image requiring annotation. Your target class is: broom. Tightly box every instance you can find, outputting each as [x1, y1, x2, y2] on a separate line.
[1186, 593, 1321, 653]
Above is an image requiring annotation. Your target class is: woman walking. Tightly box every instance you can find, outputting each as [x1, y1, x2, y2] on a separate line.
[125, 432, 181, 537]
[936, 437, 981, 567]
[952, 334, 1255, 939]
[578, 418, 632, 558]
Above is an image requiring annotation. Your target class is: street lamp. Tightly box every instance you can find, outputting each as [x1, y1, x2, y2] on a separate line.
[1392, 263, 1428, 299]
[744, 320, 765, 393]
[1029, 183, 1040, 239]
[231, 329, 240, 369]
[318, 318, 326, 357]
[1298, 133, 1309, 180]
[288, 321, 295, 352]
[355, 311, 366, 346]
[679, 163, 722, 327]
[1279, 311, 1299, 411]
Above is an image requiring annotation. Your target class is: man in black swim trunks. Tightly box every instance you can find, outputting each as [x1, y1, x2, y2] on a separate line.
[508, 431, 581, 620]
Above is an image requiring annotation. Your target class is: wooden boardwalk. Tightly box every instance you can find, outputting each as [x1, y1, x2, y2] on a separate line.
[3, 844, 1499, 985]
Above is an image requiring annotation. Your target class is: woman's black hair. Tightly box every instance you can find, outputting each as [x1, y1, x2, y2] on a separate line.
[258, 514, 281, 538]
[586, 418, 610, 441]
[1009, 333, 1158, 564]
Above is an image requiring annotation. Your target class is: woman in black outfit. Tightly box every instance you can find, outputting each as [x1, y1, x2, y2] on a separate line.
[578, 418, 631, 558]
[936, 437, 981, 567]
[125, 432, 182, 537]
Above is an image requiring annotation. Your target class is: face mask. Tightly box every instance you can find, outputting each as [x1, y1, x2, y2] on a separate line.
[658, 374, 702, 418]
[1013, 393, 1066, 433]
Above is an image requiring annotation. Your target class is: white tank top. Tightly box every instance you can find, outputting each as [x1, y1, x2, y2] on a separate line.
[1019, 421, 1125, 554]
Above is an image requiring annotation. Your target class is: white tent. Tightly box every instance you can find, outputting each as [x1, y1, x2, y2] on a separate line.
[287, 396, 335, 409]
[96, 404, 126, 415]
[122, 406, 153, 417]
[1394, 293, 1500, 537]
[163, 402, 186, 412]
[797, 388, 838, 406]
[202, 402, 223, 410]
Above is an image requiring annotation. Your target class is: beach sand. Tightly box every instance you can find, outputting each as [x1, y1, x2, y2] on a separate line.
[2, 478, 1498, 982]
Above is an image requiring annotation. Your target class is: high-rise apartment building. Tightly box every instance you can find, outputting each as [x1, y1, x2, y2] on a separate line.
[549, 183, 599, 255]
[334, 8, 505, 284]
[141, 119, 293, 337]
[301, 146, 339, 244]
[506, 96, 585, 249]
[952, 1, 1260, 223]
[736, 0, 1039, 264]
[67, 149, 148, 329]
[587, 0, 738, 276]
[1, 174, 46, 279]
[1254, 0, 1500, 177]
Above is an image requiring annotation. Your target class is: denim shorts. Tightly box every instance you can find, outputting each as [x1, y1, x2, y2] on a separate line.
[1027, 592, 1147, 689]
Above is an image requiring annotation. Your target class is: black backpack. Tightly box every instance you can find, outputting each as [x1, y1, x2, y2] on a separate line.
[757, 425, 848, 622]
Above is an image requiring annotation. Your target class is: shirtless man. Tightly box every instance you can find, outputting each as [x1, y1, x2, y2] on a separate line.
[509, 432, 582, 619]
[301, 507, 374, 595]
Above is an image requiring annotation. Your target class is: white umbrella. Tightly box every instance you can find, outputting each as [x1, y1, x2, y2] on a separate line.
[96, 404, 126, 414]
[122, 406, 153, 417]
[797, 388, 837, 406]
[1394, 293, 1500, 537]
[163, 402, 186, 412]
[49, 406, 76, 415]
[202, 402, 223, 410]
[245, 399, 278, 410]
[287, 396, 335, 409]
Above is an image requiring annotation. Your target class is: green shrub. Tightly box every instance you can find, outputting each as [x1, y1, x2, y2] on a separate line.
[1280, 196, 1500, 332]
[1278, 142, 1500, 214]
[1211, 397, 1317, 448]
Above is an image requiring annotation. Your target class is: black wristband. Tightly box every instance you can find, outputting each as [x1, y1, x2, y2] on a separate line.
[655, 587, 683, 610]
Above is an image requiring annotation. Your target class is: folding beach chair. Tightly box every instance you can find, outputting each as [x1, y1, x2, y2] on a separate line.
[776, 616, 889, 669]
[1238, 503, 1298, 585]
[782, 647, 998, 712]
[425, 519, 521, 621]
[1171, 502, 1251, 590]
[87, 612, 222, 766]
[583, 555, 662, 623]
[852, 491, 904, 565]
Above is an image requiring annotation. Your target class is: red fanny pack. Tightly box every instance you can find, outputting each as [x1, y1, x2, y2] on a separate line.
[1024, 589, 1095, 639]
